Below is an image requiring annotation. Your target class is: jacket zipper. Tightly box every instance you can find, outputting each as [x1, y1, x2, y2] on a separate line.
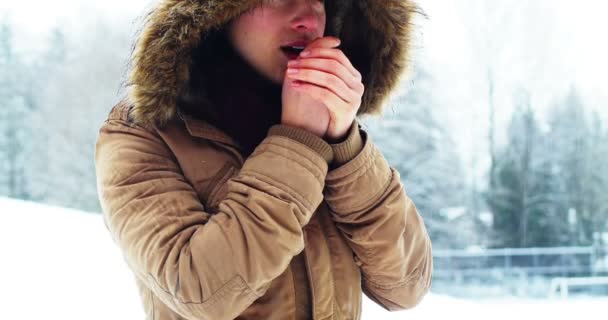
[302, 231, 316, 319]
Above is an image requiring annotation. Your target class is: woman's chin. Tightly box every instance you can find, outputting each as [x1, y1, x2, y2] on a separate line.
[267, 70, 284, 86]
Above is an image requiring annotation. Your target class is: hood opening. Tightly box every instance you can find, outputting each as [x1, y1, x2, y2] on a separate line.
[125, 0, 421, 127]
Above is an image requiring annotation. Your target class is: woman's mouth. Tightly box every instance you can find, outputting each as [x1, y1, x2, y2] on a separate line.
[281, 45, 306, 60]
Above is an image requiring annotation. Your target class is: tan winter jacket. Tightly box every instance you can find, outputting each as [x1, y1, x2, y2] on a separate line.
[95, 1, 432, 319]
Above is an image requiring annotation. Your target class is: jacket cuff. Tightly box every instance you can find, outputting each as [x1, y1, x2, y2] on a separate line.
[330, 122, 364, 167]
[268, 125, 334, 164]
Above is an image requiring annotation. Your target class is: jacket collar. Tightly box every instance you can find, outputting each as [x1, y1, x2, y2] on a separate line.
[177, 108, 240, 149]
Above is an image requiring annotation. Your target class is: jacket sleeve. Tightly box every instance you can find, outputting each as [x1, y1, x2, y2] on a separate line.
[324, 124, 433, 311]
[95, 119, 332, 320]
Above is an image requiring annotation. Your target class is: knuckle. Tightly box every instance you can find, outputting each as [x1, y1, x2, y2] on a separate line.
[305, 70, 316, 81]
[331, 60, 342, 70]
[300, 70, 314, 81]
[324, 59, 336, 69]
[326, 74, 338, 87]
[358, 82, 365, 92]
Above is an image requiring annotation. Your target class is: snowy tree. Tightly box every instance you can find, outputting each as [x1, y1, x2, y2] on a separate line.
[0, 21, 31, 200]
[365, 68, 472, 249]
[15, 27, 68, 203]
[0, 21, 12, 196]
[545, 88, 608, 245]
[450, 1, 563, 248]
[485, 91, 567, 248]
[28, 17, 132, 212]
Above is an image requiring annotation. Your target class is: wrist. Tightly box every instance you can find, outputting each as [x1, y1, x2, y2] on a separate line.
[329, 121, 363, 167]
[324, 121, 355, 143]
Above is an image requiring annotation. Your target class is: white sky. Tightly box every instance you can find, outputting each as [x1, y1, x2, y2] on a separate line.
[0, 0, 150, 29]
[416, 0, 607, 114]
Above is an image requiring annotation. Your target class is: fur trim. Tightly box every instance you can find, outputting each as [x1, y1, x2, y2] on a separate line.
[125, 0, 420, 127]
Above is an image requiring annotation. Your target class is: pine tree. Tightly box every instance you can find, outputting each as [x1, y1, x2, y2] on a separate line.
[485, 92, 567, 247]
[545, 88, 608, 245]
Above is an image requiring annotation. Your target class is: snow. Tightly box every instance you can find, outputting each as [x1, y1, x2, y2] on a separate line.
[0, 197, 142, 319]
[1, 196, 605, 319]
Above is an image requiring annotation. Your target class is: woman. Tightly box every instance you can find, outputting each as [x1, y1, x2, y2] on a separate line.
[95, 0, 432, 319]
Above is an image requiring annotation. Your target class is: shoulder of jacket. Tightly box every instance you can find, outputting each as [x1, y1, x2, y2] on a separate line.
[104, 99, 156, 132]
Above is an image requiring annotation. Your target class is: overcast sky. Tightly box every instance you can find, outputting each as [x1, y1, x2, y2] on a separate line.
[416, 0, 606, 118]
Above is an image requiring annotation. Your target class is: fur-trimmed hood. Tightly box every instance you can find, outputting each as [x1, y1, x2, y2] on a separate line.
[126, 0, 419, 127]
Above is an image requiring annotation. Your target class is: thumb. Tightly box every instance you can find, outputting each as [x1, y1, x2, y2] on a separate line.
[304, 36, 341, 51]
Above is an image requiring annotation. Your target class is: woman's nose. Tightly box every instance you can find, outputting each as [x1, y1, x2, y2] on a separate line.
[290, 0, 324, 32]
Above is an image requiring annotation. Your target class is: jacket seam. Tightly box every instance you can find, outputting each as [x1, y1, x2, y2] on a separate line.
[362, 237, 432, 291]
[206, 164, 237, 209]
[268, 125, 333, 162]
[147, 272, 259, 308]
[251, 148, 325, 187]
[289, 259, 299, 320]
[362, 271, 425, 291]
[103, 118, 159, 138]
[325, 142, 375, 184]
[328, 166, 394, 214]
[201, 163, 230, 201]
[262, 138, 327, 170]
[239, 170, 316, 213]
[317, 216, 338, 317]
[327, 150, 377, 187]
[254, 139, 327, 181]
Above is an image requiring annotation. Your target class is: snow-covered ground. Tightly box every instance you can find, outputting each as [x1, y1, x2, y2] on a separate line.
[0, 197, 604, 319]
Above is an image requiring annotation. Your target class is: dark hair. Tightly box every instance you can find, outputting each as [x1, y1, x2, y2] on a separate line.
[177, 26, 232, 122]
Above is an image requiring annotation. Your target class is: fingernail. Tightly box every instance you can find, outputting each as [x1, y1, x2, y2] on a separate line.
[300, 50, 310, 57]
[287, 60, 299, 67]
[287, 68, 298, 74]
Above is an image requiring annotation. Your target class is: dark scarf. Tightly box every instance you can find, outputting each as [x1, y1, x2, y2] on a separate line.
[179, 28, 283, 158]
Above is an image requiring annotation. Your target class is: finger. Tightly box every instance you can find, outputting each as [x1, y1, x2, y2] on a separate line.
[300, 48, 361, 81]
[304, 36, 341, 50]
[288, 58, 361, 91]
[287, 68, 356, 103]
